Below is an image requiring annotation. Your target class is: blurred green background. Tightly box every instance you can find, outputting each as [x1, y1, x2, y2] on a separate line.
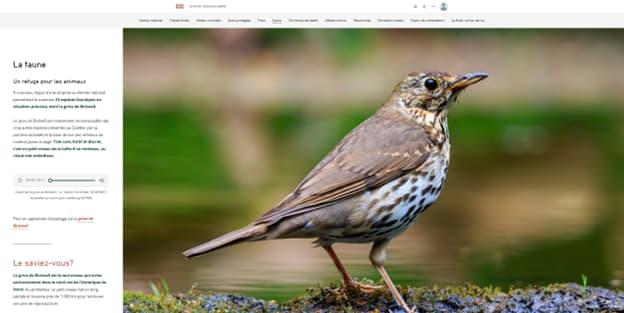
[123, 29, 624, 300]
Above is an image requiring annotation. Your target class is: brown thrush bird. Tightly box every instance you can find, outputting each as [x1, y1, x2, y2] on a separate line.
[183, 71, 488, 313]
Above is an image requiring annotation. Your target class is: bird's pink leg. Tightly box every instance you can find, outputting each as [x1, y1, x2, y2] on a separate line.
[322, 245, 382, 293]
[369, 240, 415, 313]
[374, 264, 415, 313]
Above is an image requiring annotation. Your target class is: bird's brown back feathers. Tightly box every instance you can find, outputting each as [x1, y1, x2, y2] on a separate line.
[254, 105, 434, 225]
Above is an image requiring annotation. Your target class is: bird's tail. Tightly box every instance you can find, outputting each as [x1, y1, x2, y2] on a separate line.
[182, 223, 268, 258]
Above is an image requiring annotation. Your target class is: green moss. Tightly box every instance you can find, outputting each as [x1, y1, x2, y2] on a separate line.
[124, 281, 624, 313]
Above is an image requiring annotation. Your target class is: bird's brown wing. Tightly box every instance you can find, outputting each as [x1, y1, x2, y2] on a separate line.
[255, 110, 434, 225]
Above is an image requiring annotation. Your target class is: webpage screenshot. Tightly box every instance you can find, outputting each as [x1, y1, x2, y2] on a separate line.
[1, 1, 623, 313]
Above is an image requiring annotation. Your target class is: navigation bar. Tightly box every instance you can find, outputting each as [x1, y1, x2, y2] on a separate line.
[1, 13, 623, 28]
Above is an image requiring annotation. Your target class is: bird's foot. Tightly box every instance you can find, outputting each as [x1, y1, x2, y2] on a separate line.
[326, 280, 384, 305]
[344, 280, 383, 294]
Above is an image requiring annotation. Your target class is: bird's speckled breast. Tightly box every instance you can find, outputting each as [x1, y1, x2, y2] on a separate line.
[327, 141, 450, 243]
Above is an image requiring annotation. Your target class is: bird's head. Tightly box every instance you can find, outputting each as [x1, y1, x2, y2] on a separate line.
[389, 71, 488, 115]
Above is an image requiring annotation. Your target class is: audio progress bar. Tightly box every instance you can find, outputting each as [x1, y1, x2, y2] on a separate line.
[47, 178, 96, 183]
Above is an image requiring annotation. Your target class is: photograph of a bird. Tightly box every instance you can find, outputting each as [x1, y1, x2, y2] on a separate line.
[183, 71, 488, 313]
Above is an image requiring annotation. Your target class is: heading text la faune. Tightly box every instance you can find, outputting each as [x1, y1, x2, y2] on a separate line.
[13, 61, 46, 69]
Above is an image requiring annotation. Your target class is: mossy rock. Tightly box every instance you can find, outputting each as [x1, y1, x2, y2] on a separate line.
[124, 282, 624, 313]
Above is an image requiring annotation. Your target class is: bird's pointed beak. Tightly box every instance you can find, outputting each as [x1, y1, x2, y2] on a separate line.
[449, 72, 488, 91]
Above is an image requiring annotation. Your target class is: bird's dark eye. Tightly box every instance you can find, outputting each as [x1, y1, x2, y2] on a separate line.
[424, 78, 438, 91]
